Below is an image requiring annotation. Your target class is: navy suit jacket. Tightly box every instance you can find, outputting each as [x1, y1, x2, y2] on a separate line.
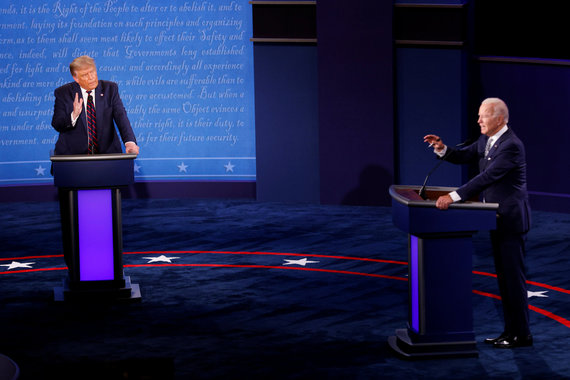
[444, 129, 531, 234]
[51, 80, 136, 155]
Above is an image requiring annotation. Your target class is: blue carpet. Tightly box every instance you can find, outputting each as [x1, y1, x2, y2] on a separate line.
[1, 199, 569, 379]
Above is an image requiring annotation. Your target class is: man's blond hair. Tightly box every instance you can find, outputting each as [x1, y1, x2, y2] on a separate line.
[69, 56, 96, 76]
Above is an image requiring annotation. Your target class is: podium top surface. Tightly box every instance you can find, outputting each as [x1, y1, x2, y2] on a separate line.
[389, 185, 498, 211]
[51, 153, 136, 188]
[50, 153, 138, 162]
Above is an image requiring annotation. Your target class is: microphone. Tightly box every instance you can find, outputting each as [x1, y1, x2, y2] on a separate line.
[418, 138, 474, 200]
[455, 139, 473, 147]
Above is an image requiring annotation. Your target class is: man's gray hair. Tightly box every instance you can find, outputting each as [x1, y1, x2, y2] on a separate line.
[482, 97, 509, 123]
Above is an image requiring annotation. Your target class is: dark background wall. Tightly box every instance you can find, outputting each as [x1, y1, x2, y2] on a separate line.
[254, 43, 319, 203]
[316, 0, 394, 206]
[394, 0, 569, 213]
[2, 0, 569, 213]
[252, 0, 393, 206]
[253, 0, 569, 213]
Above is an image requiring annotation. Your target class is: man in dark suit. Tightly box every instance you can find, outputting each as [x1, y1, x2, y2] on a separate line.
[423, 97, 532, 348]
[51, 55, 139, 155]
[51, 55, 139, 272]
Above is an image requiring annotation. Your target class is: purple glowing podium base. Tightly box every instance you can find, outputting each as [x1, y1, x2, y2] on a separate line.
[51, 153, 141, 303]
[387, 185, 498, 359]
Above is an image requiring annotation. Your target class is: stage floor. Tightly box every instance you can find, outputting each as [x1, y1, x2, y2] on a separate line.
[1, 199, 569, 379]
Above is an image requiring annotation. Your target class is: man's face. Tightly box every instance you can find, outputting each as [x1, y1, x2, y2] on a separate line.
[72, 65, 99, 91]
[478, 103, 504, 137]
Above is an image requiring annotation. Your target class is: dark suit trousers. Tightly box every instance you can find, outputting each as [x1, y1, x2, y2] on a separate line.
[490, 229, 530, 336]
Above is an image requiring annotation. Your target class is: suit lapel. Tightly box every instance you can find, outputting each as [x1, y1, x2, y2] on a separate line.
[481, 129, 512, 170]
[95, 83, 103, 120]
[489, 129, 512, 157]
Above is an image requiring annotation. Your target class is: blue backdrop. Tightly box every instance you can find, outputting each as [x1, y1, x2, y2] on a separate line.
[0, 0, 255, 185]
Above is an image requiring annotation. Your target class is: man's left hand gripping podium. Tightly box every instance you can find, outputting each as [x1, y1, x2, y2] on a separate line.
[51, 153, 141, 302]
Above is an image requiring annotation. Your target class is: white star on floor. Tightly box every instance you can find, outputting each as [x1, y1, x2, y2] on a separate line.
[528, 290, 549, 298]
[177, 162, 188, 173]
[224, 161, 235, 172]
[143, 255, 180, 263]
[35, 165, 46, 176]
[0, 261, 35, 270]
[283, 258, 320, 267]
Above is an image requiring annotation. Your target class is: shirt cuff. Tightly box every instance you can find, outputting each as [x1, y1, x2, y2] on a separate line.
[435, 145, 447, 157]
[71, 113, 78, 127]
[449, 191, 461, 202]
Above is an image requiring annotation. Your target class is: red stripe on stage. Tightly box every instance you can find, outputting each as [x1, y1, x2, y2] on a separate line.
[526, 280, 570, 295]
[473, 289, 570, 328]
[472, 289, 501, 300]
[0, 267, 67, 275]
[2, 251, 570, 329]
[125, 250, 409, 265]
[529, 305, 570, 328]
[473, 270, 570, 295]
[4, 252, 570, 295]
[124, 263, 409, 281]
[0, 255, 63, 261]
[472, 270, 497, 278]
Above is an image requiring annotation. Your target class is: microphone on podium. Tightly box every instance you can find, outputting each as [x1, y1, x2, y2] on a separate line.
[418, 139, 473, 200]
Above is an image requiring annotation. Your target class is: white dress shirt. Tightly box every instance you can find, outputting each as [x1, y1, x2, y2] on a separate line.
[71, 87, 94, 127]
[69, 87, 136, 150]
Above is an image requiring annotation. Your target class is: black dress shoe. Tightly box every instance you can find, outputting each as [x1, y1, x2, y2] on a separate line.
[493, 335, 533, 348]
[484, 333, 508, 344]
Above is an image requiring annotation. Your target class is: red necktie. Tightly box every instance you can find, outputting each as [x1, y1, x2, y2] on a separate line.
[86, 91, 98, 154]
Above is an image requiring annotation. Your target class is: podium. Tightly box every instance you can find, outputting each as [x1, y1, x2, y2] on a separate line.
[387, 185, 498, 358]
[51, 153, 141, 302]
